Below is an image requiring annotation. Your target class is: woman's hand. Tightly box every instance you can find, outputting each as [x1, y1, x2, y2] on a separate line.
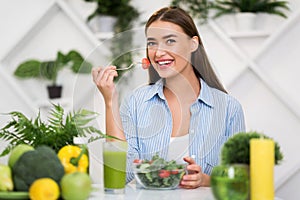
[180, 156, 210, 189]
[92, 66, 125, 140]
[92, 66, 118, 104]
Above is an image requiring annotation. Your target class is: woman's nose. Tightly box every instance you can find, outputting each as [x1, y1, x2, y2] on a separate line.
[155, 46, 167, 57]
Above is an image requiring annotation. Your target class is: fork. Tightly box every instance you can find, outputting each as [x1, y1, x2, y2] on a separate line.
[115, 62, 139, 71]
[115, 58, 150, 71]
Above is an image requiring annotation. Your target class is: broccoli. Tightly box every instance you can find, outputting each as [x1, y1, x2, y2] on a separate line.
[12, 145, 65, 191]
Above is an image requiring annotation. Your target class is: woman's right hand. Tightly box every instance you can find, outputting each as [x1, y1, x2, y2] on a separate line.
[92, 66, 118, 103]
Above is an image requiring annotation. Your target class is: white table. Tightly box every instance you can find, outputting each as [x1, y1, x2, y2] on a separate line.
[89, 183, 215, 200]
[89, 183, 285, 200]
[88, 142, 214, 199]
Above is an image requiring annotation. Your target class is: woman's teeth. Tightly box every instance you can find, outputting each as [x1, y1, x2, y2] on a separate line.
[158, 60, 172, 65]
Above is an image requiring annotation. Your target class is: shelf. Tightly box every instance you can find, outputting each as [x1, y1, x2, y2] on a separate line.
[227, 30, 270, 39]
[94, 32, 114, 40]
[0, 0, 105, 115]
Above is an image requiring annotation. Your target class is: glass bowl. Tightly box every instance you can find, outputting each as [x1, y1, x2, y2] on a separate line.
[132, 159, 186, 190]
[211, 164, 249, 200]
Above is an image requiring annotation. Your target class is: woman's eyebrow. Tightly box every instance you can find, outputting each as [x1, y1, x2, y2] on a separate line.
[162, 34, 177, 39]
[147, 34, 178, 41]
[147, 37, 156, 41]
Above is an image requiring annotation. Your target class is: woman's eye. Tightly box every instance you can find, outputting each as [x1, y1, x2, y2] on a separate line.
[166, 39, 176, 45]
[147, 41, 156, 46]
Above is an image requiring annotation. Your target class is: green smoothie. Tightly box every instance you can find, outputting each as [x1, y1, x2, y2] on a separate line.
[103, 151, 127, 189]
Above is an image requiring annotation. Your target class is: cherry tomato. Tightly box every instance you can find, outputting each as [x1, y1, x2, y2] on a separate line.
[142, 58, 150, 69]
[159, 170, 171, 178]
[133, 159, 141, 164]
[171, 169, 179, 175]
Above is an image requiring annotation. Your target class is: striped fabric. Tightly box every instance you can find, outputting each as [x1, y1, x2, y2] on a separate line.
[120, 78, 245, 183]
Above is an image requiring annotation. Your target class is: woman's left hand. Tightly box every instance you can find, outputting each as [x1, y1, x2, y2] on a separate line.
[180, 156, 210, 189]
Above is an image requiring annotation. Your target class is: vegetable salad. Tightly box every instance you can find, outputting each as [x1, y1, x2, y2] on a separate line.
[132, 155, 186, 189]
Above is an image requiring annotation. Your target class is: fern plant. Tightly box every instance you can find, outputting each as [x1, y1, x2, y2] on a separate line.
[0, 104, 112, 156]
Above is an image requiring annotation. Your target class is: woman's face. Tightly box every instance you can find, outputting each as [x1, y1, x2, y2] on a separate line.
[146, 20, 198, 79]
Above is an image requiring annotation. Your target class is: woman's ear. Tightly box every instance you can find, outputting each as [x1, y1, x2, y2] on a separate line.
[190, 36, 199, 52]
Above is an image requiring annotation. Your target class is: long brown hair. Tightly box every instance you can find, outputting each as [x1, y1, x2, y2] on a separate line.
[145, 6, 227, 93]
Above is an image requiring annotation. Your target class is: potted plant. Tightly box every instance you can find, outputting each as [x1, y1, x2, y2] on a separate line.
[84, 0, 139, 33]
[83, 0, 139, 79]
[211, 131, 284, 200]
[220, 131, 283, 165]
[14, 50, 92, 99]
[0, 104, 110, 156]
[84, 0, 119, 33]
[170, 0, 214, 24]
[212, 0, 290, 31]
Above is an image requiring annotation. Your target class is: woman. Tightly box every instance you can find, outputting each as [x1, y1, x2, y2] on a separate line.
[92, 7, 245, 188]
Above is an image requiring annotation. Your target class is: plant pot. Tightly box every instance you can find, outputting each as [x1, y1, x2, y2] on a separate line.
[211, 164, 250, 200]
[88, 15, 117, 33]
[235, 12, 257, 32]
[47, 85, 62, 99]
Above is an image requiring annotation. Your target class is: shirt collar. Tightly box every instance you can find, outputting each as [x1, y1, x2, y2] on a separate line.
[144, 79, 165, 101]
[198, 79, 214, 108]
[143, 78, 215, 108]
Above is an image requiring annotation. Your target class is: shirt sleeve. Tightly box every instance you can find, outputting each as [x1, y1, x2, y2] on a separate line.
[119, 94, 139, 183]
[227, 99, 246, 136]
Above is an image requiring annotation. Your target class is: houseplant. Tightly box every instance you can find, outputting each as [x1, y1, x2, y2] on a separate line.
[211, 131, 284, 200]
[83, 0, 139, 81]
[14, 50, 92, 99]
[220, 131, 283, 165]
[213, 0, 289, 18]
[0, 104, 110, 156]
[212, 0, 290, 31]
[84, 0, 139, 33]
[170, 0, 214, 24]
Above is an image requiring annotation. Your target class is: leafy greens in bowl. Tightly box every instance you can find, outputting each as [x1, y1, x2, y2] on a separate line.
[132, 155, 186, 190]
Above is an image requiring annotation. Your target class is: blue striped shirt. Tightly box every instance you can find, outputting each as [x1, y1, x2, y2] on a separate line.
[120, 78, 245, 183]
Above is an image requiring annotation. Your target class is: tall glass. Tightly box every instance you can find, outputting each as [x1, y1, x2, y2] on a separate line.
[103, 140, 128, 194]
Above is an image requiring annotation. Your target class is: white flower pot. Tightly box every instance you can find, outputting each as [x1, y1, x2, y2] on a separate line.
[88, 15, 117, 33]
[234, 12, 257, 32]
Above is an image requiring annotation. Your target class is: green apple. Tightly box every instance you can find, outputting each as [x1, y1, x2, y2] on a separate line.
[8, 144, 34, 168]
[0, 164, 13, 191]
[60, 172, 92, 200]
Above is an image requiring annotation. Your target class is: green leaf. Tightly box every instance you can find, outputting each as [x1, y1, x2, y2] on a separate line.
[221, 131, 284, 165]
[40, 61, 59, 84]
[56, 51, 69, 65]
[66, 50, 92, 73]
[0, 104, 111, 155]
[14, 50, 93, 86]
[14, 60, 41, 78]
[213, 0, 289, 18]
[170, 0, 214, 24]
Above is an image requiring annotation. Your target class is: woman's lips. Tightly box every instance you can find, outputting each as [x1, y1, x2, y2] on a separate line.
[156, 60, 174, 70]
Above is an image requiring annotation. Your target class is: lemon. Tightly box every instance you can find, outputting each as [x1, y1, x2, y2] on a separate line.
[29, 178, 60, 200]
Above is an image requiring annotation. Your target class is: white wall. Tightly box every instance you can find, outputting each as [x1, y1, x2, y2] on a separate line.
[0, 0, 299, 199]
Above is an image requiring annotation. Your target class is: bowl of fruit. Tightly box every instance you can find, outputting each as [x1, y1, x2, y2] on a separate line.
[132, 155, 186, 190]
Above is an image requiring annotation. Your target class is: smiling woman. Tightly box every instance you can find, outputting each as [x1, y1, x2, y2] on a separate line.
[92, 6, 245, 189]
[146, 22, 199, 78]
